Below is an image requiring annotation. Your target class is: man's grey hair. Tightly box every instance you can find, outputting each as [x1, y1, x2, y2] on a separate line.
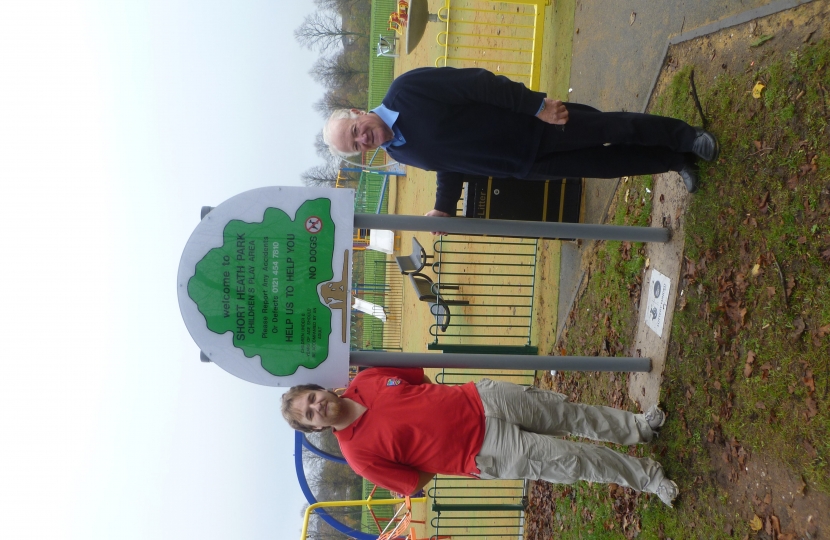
[322, 109, 362, 158]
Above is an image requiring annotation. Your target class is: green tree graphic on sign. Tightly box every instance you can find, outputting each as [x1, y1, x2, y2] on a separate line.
[187, 199, 336, 376]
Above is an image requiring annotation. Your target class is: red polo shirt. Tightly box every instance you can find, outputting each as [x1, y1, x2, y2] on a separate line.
[334, 367, 485, 495]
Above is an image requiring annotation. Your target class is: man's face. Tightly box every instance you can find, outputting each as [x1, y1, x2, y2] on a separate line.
[291, 389, 344, 431]
[330, 110, 394, 154]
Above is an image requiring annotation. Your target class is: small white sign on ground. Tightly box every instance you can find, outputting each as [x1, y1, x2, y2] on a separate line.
[645, 268, 671, 337]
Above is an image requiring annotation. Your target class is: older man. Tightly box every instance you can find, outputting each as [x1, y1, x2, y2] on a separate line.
[281, 367, 679, 506]
[322, 67, 718, 218]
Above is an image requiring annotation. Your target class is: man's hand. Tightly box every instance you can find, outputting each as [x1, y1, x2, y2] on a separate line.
[536, 98, 569, 125]
[424, 209, 451, 236]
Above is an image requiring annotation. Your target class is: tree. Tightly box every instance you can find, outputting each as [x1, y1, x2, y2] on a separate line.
[294, 11, 366, 54]
[314, 132, 331, 160]
[301, 163, 341, 187]
[313, 89, 366, 118]
[313, 0, 363, 12]
[309, 53, 368, 89]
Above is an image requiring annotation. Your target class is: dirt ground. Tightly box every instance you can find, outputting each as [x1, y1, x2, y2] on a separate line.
[648, 1, 830, 109]
[653, 4, 830, 537]
[526, 2, 830, 538]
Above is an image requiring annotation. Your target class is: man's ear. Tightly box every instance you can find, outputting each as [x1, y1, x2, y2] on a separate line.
[350, 108, 366, 116]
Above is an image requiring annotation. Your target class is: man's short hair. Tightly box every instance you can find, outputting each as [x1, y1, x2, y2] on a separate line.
[281, 383, 326, 433]
[322, 109, 362, 158]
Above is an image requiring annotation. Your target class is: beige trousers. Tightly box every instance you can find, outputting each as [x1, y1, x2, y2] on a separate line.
[474, 379, 664, 494]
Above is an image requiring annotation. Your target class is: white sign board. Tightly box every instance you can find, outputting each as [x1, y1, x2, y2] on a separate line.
[645, 268, 671, 337]
[177, 187, 354, 387]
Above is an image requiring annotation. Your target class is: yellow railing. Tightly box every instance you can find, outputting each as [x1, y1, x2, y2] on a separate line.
[300, 496, 427, 540]
[435, 0, 549, 90]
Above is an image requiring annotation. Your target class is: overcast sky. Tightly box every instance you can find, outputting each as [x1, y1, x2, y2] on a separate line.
[0, 1, 329, 538]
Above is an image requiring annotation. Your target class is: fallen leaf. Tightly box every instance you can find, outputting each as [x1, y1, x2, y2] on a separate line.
[803, 369, 815, 393]
[756, 402, 766, 409]
[818, 324, 830, 337]
[751, 263, 762, 277]
[752, 82, 766, 99]
[800, 162, 817, 175]
[751, 34, 774, 47]
[757, 191, 770, 212]
[786, 276, 796, 298]
[743, 351, 756, 378]
[786, 175, 799, 189]
[749, 514, 763, 531]
[629, 12, 636, 25]
[790, 317, 806, 341]
[806, 397, 818, 418]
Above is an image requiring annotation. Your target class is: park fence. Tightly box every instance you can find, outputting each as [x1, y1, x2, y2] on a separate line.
[434, 0, 549, 91]
[427, 236, 538, 355]
[350, 172, 405, 352]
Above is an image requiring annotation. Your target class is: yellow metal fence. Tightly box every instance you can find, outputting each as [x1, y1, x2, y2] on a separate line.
[435, 0, 549, 90]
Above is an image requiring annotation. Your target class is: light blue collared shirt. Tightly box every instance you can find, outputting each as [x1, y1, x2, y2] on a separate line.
[370, 104, 406, 149]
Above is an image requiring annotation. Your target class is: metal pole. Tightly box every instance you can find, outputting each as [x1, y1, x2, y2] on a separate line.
[354, 213, 670, 243]
[350, 351, 651, 372]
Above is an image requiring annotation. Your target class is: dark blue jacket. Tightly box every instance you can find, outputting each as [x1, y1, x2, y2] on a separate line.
[381, 67, 546, 214]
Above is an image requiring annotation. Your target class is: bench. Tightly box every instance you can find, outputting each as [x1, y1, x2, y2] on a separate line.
[395, 237, 433, 275]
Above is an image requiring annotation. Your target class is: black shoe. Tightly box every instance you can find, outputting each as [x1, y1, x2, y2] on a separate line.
[678, 162, 699, 193]
[692, 128, 719, 162]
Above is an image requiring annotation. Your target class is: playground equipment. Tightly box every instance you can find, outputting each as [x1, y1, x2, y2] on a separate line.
[299, 496, 426, 540]
[297, 432, 426, 540]
[387, 0, 433, 54]
[388, 0, 409, 33]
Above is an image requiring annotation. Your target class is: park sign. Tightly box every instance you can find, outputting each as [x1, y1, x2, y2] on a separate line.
[177, 187, 354, 387]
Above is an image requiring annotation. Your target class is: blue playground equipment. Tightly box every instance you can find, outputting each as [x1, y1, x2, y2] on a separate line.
[295, 432, 378, 540]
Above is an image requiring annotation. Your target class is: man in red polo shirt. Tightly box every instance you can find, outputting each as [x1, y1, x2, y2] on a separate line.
[281, 367, 679, 507]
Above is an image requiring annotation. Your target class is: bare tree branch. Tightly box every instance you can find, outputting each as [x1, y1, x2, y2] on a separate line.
[313, 89, 366, 118]
[309, 53, 368, 89]
[301, 163, 341, 187]
[294, 11, 366, 54]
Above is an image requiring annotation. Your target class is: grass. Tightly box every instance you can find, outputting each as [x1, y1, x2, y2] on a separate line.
[527, 39, 830, 539]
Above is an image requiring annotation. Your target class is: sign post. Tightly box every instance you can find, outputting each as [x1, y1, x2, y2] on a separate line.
[178, 187, 659, 387]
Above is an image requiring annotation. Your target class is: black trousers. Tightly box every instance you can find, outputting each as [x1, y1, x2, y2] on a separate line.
[523, 103, 697, 180]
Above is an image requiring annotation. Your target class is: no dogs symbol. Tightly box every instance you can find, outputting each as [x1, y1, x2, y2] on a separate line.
[305, 216, 323, 234]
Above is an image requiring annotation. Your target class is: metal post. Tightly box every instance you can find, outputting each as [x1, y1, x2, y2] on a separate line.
[354, 213, 669, 243]
[350, 351, 651, 372]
